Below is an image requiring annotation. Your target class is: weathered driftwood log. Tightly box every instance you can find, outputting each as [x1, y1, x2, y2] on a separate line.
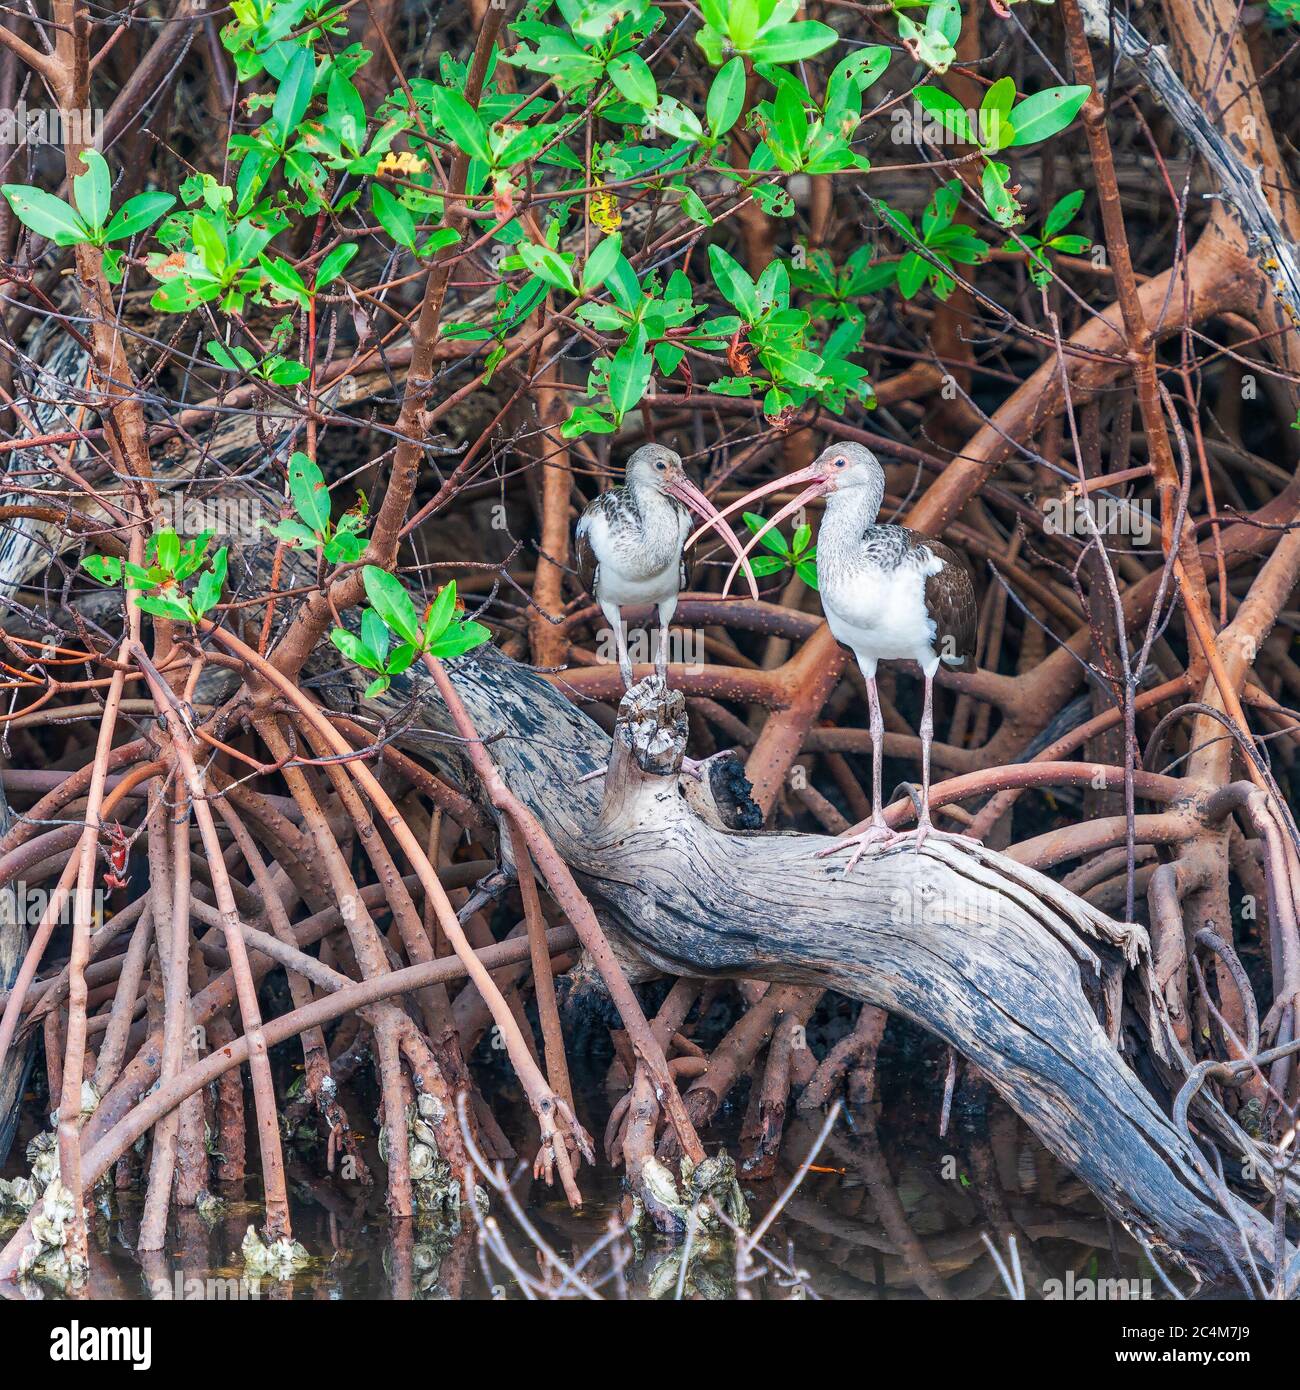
[344, 651, 1282, 1288]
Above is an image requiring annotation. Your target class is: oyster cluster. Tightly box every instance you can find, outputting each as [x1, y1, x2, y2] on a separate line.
[645, 1241, 736, 1300]
[194, 1188, 227, 1223]
[240, 1224, 311, 1280]
[382, 1231, 456, 1299]
[631, 1150, 750, 1237]
[377, 1093, 466, 1217]
[0, 1078, 102, 1215]
[17, 1178, 87, 1285]
[0, 1130, 60, 1214]
[2, 1083, 105, 1288]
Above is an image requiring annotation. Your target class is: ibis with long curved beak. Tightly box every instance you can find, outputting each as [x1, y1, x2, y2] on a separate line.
[576, 444, 759, 688]
[689, 443, 977, 862]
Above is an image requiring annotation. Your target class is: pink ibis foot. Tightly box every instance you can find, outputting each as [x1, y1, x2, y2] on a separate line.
[896, 815, 982, 855]
[814, 820, 909, 874]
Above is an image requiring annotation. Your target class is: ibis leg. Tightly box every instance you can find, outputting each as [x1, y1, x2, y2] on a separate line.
[815, 671, 905, 871]
[868, 674, 885, 822]
[578, 605, 636, 785]
[601, 601, 634, 689]
[655, 596, 679, 683]
[916, 671, 935, 850]
[910, 670, 976, 852]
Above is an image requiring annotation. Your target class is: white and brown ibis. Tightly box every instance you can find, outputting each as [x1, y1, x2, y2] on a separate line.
[691, 442, 977, 863]
[575, 443, 757, 688]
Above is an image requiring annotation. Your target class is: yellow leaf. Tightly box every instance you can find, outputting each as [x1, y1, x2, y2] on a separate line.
[589, 180, 622, 233]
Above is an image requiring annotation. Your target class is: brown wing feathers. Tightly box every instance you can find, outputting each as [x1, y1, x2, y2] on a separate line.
[575, 524, 599, 600]
[919, 536, 977, 668]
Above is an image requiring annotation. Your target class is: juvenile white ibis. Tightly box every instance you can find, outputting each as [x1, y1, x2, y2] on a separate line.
[575, 443, 757, 688]
[691, 443, 977, 862]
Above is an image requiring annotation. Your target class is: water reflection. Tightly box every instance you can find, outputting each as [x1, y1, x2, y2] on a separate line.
[2, 1052, 1157, 1300]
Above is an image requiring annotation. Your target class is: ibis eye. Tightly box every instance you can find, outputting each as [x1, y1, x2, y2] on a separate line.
[834, 459, 846, 468]
[656, 460, 666, 470]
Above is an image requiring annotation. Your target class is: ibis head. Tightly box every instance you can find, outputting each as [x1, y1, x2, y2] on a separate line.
[624, 442, 684, 492]
[807, 443, 886, 506]
[690, 444, 887, 595]
[625, 444, 760, 599]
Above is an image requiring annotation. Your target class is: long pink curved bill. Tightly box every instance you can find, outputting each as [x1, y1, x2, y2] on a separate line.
[684, 464, 825, 551]
[666, 474, 761, 601]
[721, 483, 827, 597]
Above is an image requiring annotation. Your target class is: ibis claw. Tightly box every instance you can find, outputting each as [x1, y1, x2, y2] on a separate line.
[899, 816, 982, 856]
[814, 821, 907, 874]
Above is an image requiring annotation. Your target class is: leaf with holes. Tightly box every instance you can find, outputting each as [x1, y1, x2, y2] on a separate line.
[288, 452, 331, 535]
[72, 149, 111, 231]
[104, 191, 175, 244]
[2, 185, 88, 246]
[1007, 85, 1090, 147]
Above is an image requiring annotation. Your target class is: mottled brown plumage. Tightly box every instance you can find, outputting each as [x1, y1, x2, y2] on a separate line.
[910, 532, 978, 672]
[574, 444, 749, 686]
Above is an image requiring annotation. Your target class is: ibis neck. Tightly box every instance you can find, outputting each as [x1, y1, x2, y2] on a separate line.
[628, 476, 675, 521]
[818, 484, 883, 567]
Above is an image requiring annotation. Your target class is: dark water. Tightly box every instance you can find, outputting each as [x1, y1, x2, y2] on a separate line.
[1, 1021, 1162, 1301]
